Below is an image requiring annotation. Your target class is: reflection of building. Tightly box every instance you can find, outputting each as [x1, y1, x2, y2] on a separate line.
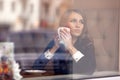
[0, 0, 41, 31]
[0, 0, 72, 31]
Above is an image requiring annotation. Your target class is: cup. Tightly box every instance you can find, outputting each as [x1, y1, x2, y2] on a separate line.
[57, 27, 70, 44]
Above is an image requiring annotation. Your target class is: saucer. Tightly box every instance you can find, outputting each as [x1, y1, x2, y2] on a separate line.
[24, 70, 46, 73]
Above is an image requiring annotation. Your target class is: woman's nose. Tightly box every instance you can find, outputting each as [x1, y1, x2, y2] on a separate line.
[76, 22, 81, 28]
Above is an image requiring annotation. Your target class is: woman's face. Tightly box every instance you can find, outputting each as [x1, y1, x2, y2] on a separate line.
[66, 12, 84, 37]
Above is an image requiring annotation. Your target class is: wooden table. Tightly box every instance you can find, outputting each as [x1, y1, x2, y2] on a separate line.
[21, 71, 119, 80]
[20, 70, 54, 78]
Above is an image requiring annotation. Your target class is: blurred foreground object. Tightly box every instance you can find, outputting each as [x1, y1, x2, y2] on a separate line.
[0, 42, 22, 80]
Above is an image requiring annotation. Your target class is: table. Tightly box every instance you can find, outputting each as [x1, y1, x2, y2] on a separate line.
[20, 70, 54, 78]
[21, 71, 119, 80]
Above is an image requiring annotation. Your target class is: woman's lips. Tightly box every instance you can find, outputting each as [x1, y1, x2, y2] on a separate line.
[72, 28, 81, 32]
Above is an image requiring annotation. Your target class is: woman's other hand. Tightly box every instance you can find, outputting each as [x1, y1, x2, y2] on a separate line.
[49, 35, 60, 54]
[54, 35, 60, 48]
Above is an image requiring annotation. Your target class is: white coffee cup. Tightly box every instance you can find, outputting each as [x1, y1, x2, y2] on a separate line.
[57, 27, 70, 44]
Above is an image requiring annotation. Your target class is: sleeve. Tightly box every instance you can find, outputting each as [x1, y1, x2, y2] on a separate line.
[72, 51, 84, 62]
[32, 40, 54, 70]
[72, 43, 96, 75]
[32, 52, 50, 70]
[44, 49, 54, 59]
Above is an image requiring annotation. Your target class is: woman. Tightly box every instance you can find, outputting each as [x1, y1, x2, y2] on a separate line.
[33, 9, 96, 75]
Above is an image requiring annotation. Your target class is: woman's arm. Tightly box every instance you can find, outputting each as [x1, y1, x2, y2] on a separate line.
[71, 43, 96, 75]
[32, 40, 59, 70]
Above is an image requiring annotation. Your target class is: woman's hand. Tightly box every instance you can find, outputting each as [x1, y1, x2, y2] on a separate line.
[59, 28, 73, 49]
[60, 29, 78, 55]
[49, 35, 60, 54]
[54, 35, 60, 48]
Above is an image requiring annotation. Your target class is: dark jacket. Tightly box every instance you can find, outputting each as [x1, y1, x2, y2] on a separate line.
[33, 37, 96, 75]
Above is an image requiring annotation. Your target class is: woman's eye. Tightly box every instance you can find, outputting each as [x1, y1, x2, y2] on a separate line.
[70, 19, 84, 24]
[70, 19, 76, 22]
[79, 20, 84, 24]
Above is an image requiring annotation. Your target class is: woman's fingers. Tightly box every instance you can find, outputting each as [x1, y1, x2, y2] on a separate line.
[60, 29, 71, 40]
[60, 33, 71, 44]
[54, 35, 60, 47]
[54, 35, 60, 42]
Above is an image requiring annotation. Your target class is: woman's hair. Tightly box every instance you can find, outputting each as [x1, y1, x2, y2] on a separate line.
[59, 9, 88, 39]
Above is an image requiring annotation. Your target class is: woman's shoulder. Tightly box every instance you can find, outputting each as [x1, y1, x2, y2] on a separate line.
[81, 36, 94, 47]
